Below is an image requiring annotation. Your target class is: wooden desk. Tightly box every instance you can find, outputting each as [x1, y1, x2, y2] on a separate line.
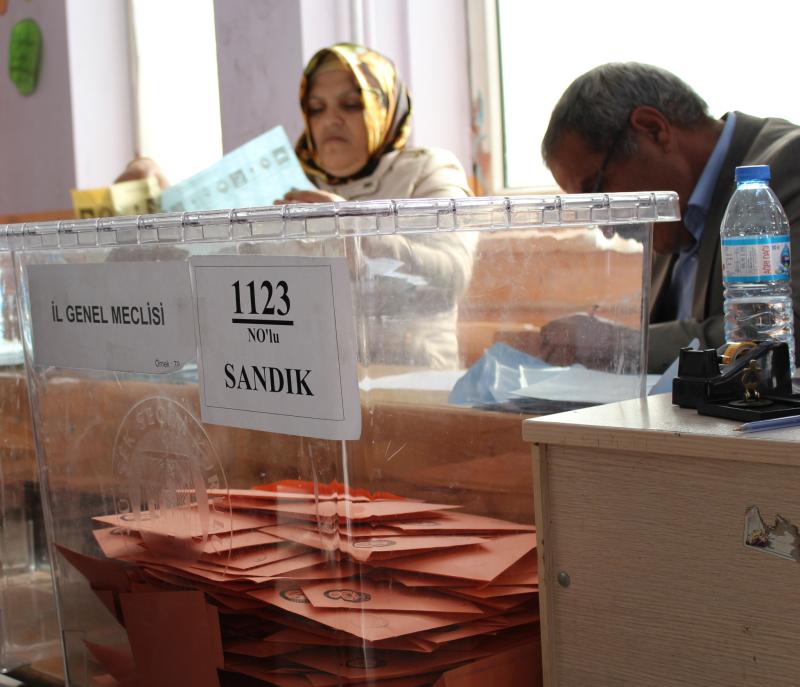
[524, 393, 800, 686]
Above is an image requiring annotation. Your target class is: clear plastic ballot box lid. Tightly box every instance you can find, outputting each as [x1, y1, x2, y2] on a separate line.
[0, 226, 60, 675]
[10, 192, 677, 687]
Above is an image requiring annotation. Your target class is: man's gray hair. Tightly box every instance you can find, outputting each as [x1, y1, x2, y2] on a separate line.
[541, 63, 712, 162]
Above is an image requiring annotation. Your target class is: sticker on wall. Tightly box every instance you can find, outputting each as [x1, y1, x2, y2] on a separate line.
[743, 505, 800, 562]
[8, 17, 42, 95]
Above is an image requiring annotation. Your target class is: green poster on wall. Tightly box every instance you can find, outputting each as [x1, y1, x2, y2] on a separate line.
[9, 17, 42, 96]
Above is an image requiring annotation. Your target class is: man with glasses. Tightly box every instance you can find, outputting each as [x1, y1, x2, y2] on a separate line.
[539, 62, 800, 373]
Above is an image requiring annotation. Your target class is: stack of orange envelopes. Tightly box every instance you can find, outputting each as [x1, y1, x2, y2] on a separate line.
[62, 481, 540, 687]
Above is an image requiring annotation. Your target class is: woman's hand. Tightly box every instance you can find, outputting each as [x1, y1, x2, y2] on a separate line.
[275, 189, 345, 204]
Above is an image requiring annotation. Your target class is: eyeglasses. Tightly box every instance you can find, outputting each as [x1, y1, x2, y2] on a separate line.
[588, 122, 629, 194]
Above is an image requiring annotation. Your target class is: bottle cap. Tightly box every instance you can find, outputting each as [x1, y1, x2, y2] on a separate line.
[735, 165, 771, 183]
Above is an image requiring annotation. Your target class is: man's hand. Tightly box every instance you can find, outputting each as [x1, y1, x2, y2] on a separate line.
[539, 312, 641, 371]
[275, 189, 345, 204]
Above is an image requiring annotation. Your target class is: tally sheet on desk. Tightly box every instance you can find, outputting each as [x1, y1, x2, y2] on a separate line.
[357, 344, 657, 409]
[511, 367, 659, 405]
[159, 125, 313, 212]
[449, 342, 657, 410]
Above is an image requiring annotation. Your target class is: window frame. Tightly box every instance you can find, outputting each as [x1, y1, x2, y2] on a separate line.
[466, 0, 560, 195]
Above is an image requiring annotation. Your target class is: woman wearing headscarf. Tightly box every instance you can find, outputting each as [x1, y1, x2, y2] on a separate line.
[279, 43, 477, 368]
[281, 43, 472, 203]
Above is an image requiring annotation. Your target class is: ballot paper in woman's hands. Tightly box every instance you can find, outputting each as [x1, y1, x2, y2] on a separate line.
[159, 126, 314, 212]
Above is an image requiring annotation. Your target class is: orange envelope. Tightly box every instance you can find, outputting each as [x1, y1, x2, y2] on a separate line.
[223, 638, 306, 659]
[376, 533, 536, 583]
[391, 511, 535, 534]
[202, 528, 286, 555]
[300, 579, 483, 615]
[57, 545, 130, 593]
[94, 508, 270, 539]
[483, 608, 540, 630]
[223, 499, 460, 522]
[341, 524, 406, 538]
[116, 542, 308, 583]
[432, 639, 542, 687]
[415, 618, 503, 645]
[191, 550, 327, 578]
[273, 559, 361, 581]
[380, 572, 477, 589]
[142, 566, 258, 599]
[286, 646, 482, 681]
[453, 585, 538, 599]
[264, 627, 437, 653]
[209, 487, 371, 502]
[447, 590, 538, 612]
[260, 524, 340, 551]
[343, 535, 485, 562]
[263, 627, 351, 646]
[233, 478, 406, 500]
[132, 557, 272, 585]
[200, 542, 309, 570]
[414, 609, 538, 646]
[92, 589, 124, 624]
[451, 594, 535, 612]
[266, 524, 484, 561]
[213, 497, 311, 514]
[206, 591, 267, 612]
[93, 527, 144, 560]
[488, 551, 538, 586]
[119, 591, 222, 687]
[248, 586, 469, 641]
[257, 616, 344, 643]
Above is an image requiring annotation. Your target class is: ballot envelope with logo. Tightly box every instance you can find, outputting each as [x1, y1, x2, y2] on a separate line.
[8, 193, 677, 686]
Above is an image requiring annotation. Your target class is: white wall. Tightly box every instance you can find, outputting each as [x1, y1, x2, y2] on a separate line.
[65, 0, 135, 189]
[214, 0, 306, 152]
[405, 0, 471, 170]
[298, 0, 353, 64]
[130, 0, 221, 185]
[0, 0, 75, 214]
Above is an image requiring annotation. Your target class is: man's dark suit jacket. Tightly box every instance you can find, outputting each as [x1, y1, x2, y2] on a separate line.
[648, 112, 800, 372]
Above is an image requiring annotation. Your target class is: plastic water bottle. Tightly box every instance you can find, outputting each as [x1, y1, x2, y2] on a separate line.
[720, 165, 795, 372]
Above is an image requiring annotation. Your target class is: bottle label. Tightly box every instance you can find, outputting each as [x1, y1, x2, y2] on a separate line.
[721, 235, 791, 282]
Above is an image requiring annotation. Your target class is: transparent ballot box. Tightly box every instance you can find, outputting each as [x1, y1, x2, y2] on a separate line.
[0, 232, 60, 675]
[13, 193, 678, 687]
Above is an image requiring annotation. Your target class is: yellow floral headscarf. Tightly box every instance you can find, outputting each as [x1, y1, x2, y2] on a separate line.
[296, 43, 412, 185]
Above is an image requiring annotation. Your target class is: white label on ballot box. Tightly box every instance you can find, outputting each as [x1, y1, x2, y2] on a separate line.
[27, 262, 195, 374]
[191, 255, 360, 440]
